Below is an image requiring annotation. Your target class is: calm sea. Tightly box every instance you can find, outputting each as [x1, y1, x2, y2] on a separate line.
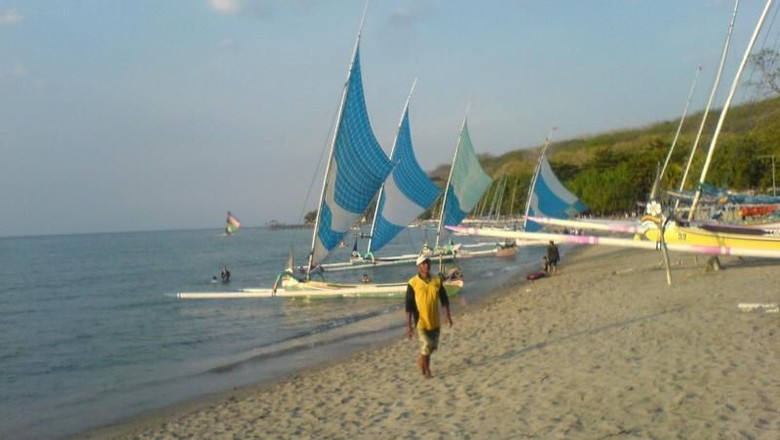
[0, 227, 542, 439]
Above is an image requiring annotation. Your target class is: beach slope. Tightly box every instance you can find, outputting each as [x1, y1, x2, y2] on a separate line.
[79, 246, 780, 439]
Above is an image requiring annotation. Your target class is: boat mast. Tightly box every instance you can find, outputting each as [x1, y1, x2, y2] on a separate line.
[307, 3, 370, 276]
[651, 65, 702, 201]
[435, 103, 470, 249]
[508, 176, 520, 223]
[366, 78, 417, 256]
[522, 127, 555, 230]
[678, 0, 739, 209]
[689, 0, 774, 221]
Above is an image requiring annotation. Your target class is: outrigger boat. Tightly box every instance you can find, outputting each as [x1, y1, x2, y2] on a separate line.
[177, 8, 463, 299]
[176, 275, 464, 299]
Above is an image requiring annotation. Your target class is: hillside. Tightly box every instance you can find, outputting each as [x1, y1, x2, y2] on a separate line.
[432, 95, 780, 216]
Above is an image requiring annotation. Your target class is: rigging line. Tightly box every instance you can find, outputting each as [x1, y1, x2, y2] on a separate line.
[676, 0, 739, 199]
[298, 97, 341, 222]
[771, 6, 780, 49]
[758, 3, 780, 95]
[688, 0, 776, 220]
[654, 65, 701, 201]
[738, 5, 780, 137]
[742, 4, 779, 100]
[761, 2, 780, 47]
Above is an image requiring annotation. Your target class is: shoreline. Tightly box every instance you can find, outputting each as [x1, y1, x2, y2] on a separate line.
[70, 244, 552, 440]
[74, 245, 779, 439]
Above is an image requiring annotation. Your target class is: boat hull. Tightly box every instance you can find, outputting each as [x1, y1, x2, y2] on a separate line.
[176, 278, 463, 299]
[643, 219, 780, 251]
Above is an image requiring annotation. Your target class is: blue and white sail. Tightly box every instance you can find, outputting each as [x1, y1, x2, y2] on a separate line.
[523, 141, 587, 232]
[436, 117, 493, 247]
[524, 154, 587, 231]
[308, 40, 393, 270]
[366, 82, 441, 257]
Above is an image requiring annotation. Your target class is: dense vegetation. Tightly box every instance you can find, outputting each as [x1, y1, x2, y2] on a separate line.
[303, 95, 780, 224]
[305, 49, 780, 223]
[447, 95, 780, 217]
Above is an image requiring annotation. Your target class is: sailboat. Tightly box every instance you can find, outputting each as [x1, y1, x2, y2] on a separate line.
[178, 14, 462, 299]
[364, 80, 442, 262]
[429, 110, 495, 259]
[319, 99, 498, 269]
[366, 104, 503, 263]
[312, 80, 443, 272]
[225, 211, 241, 236]
[522, 130, 588, 232]
[637, 0, 780, 253]
[449, 0, 780, 269]
[451, 129, 587, 243]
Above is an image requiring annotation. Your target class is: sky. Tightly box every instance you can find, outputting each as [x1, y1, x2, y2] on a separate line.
[0, 0, 775, 237]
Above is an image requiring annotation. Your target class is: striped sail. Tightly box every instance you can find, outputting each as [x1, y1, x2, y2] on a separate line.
[309, 45, 393, 268]
[525, 154, 587, 232]
[225, 211, 241, 235]
[367, 98, 441, 256]
[440, 120, 492, 229]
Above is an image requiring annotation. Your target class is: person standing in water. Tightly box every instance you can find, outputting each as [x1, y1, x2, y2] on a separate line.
[405, 255, 452, 379]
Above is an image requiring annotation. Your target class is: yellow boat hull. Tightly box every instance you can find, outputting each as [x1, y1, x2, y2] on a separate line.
[642, 217, 780, 251]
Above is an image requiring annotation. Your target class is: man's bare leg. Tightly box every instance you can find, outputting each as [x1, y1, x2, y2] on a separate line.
[422, 355, 432, 378]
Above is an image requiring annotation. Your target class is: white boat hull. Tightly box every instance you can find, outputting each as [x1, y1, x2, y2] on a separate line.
[176, 278, 464, 300]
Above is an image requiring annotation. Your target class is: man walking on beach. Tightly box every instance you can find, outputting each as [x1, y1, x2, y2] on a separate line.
[406, 255, 452, 379]
[547, 240, 560, 276]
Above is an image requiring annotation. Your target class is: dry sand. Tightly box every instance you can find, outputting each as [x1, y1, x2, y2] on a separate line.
[78, 246, 779, 439]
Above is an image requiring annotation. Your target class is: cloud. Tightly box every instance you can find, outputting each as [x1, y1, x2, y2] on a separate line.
[219, 38, 236, 48]
[209, 0, 243, 15]
[10, 63, 27, 78]
[387, 0, 437, 29]
[0, 63, 27, 80]
[209, 0, 280, 18]
[0, 8, 23, 25]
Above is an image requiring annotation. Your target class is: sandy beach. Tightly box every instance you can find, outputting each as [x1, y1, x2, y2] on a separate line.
[77, 245, 779, 439]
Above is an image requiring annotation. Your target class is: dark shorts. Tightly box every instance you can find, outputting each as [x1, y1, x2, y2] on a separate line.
[416, 327, 441, 355]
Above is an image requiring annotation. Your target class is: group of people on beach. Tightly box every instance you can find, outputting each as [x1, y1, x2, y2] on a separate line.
[404, 241, 560, 379]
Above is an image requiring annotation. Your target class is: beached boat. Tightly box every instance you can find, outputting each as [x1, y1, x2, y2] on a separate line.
[364, 80, 441, 261]
[521, 129, 588, 232]
[446, 224, 780, 260]
[521, 213, 780, 252]
[179, 11, 462, 299]
[428, 108, 499, 259]
[176, 278, 464, 299]
[468, 128, 587, 242]
[321, 98, 502, 269]
[641, 0, 780, 253]
[316, 79, 444, 271]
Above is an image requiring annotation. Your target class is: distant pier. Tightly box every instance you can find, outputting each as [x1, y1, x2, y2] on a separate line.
[265, 221, 313, 230]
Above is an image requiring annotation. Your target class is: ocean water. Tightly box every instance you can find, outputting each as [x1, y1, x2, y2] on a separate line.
[0, 227, 542, 439]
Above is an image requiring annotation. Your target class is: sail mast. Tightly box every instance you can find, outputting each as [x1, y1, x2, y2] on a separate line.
[508, 176, 520, 223]
[366, 78, 417, 256]
[651, 65, 702, 201]
[688, 0, 774, 221]
[678, 0, 739, 207]
[522, 127, 555, 230]
[435, 104, 470, 249]
[307, 4, 369, 276]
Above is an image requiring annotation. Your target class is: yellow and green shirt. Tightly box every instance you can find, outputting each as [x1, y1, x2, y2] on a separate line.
[405, 274, 449, 331]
